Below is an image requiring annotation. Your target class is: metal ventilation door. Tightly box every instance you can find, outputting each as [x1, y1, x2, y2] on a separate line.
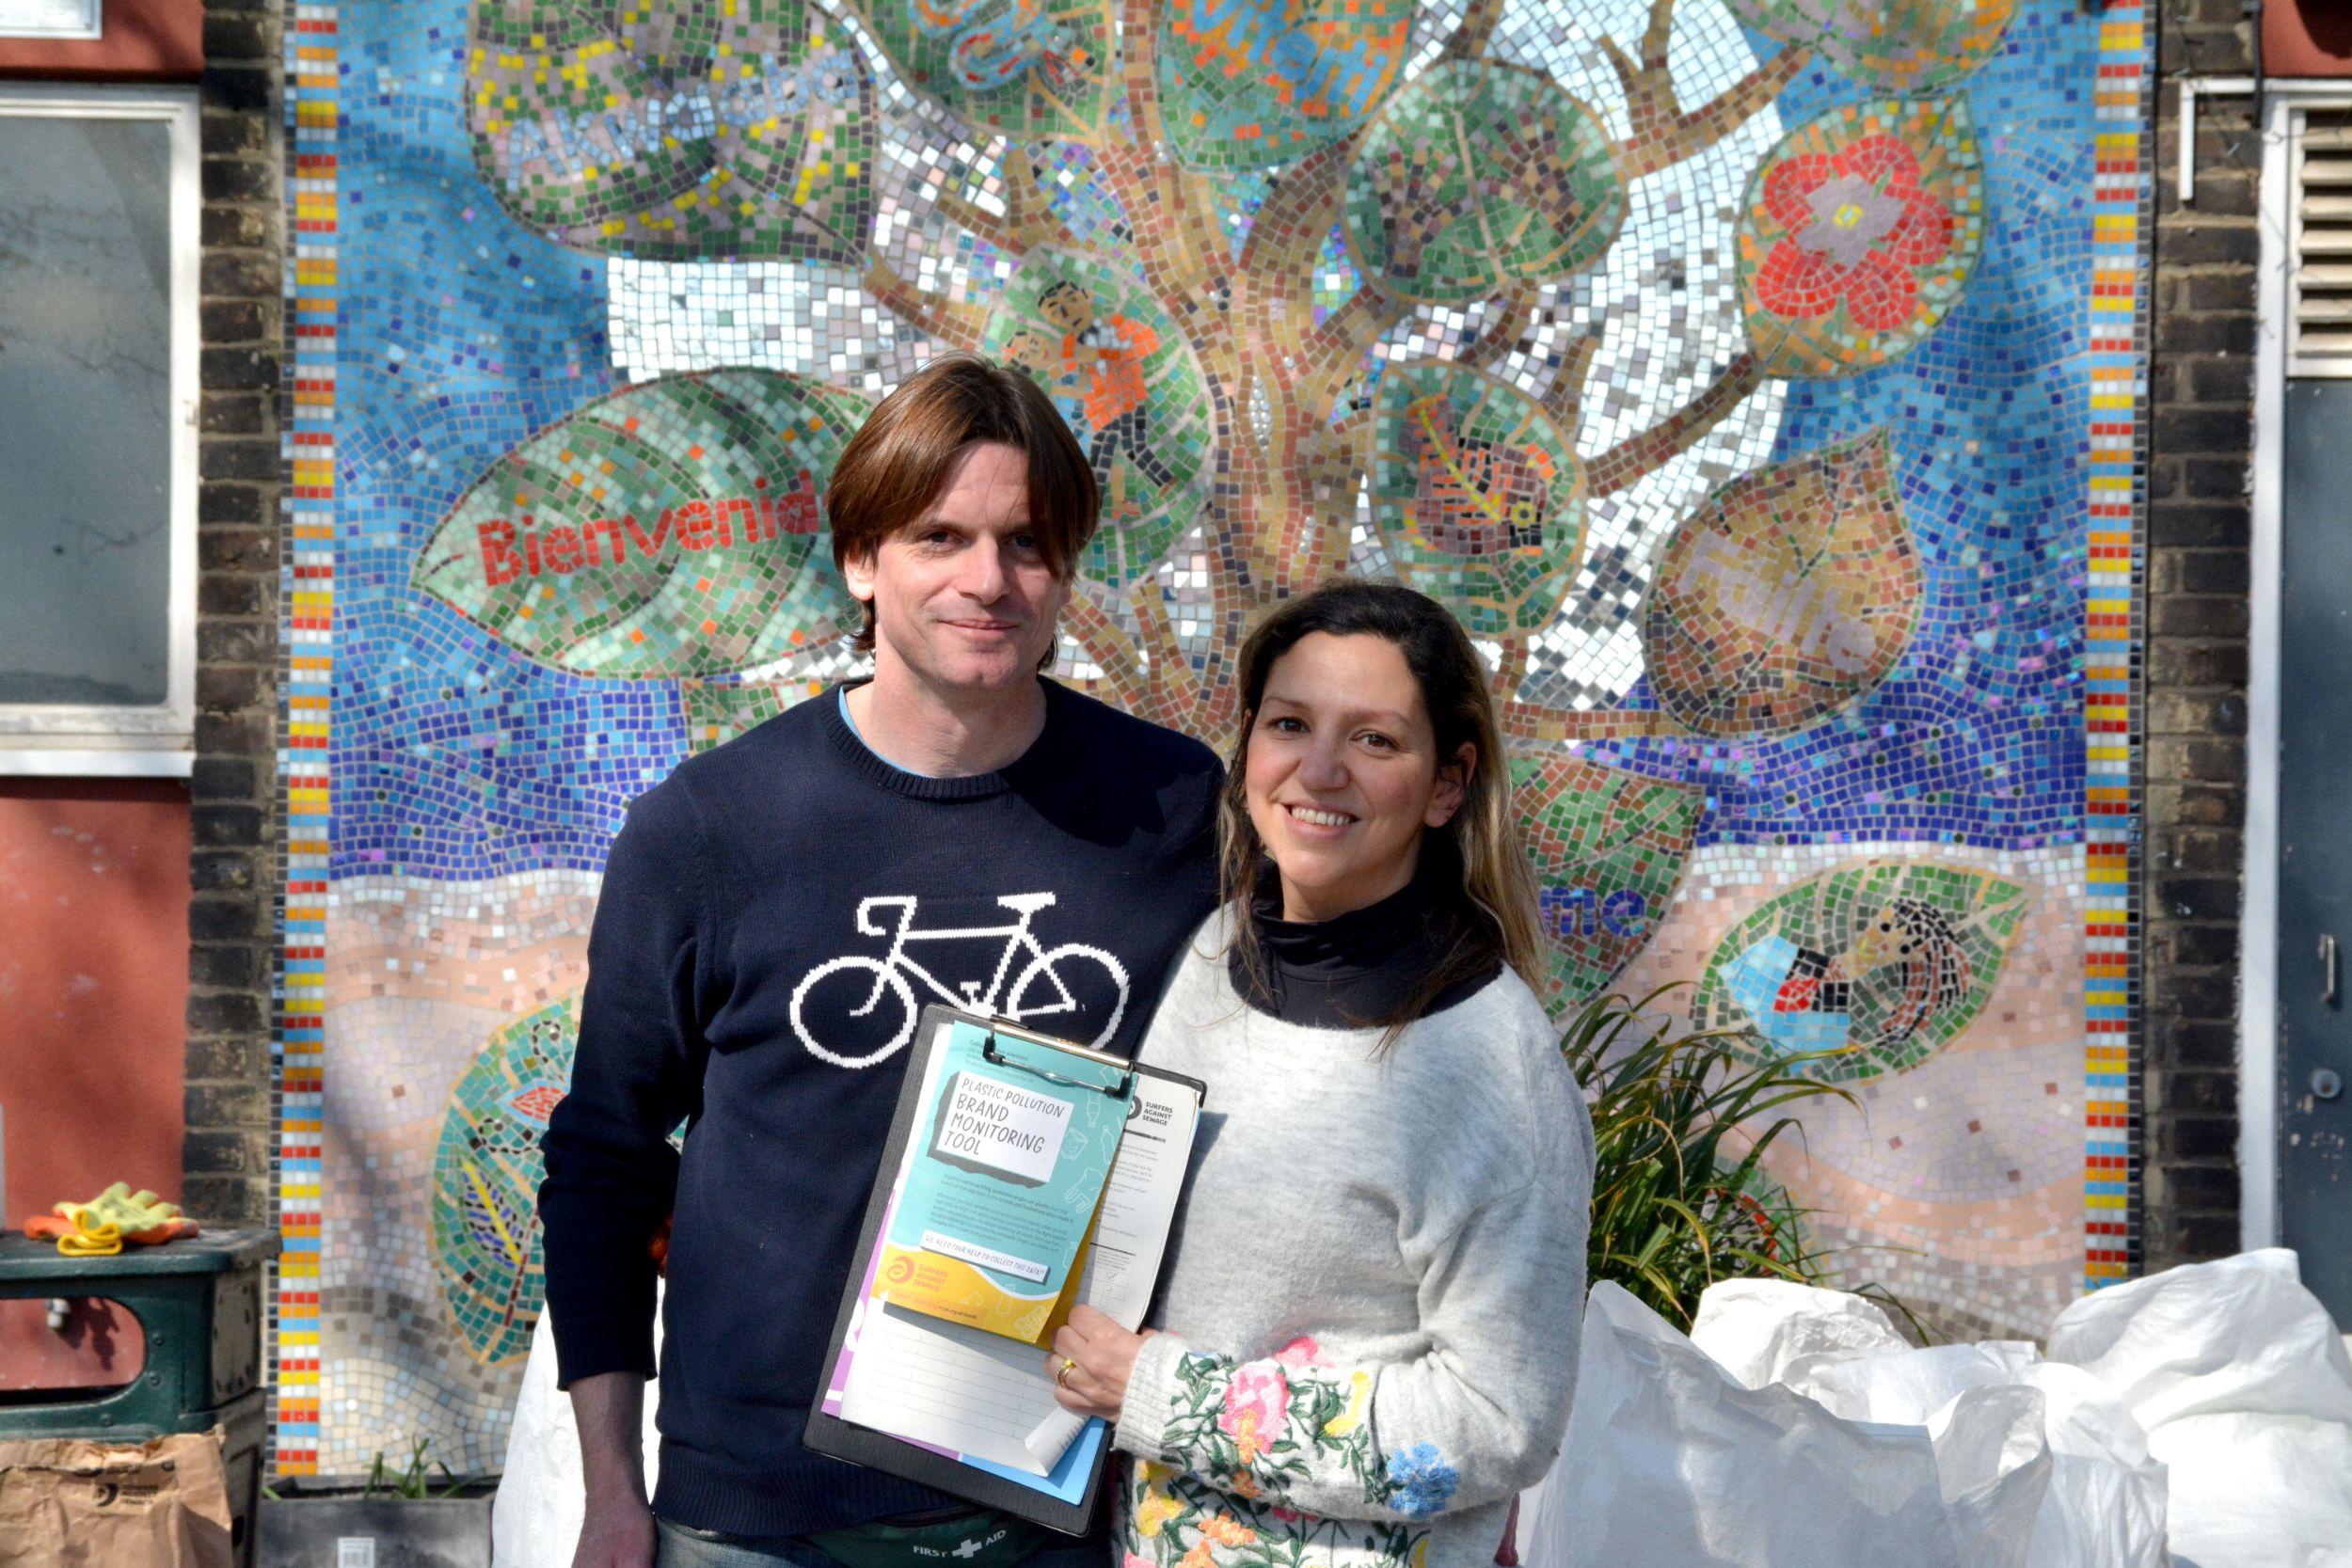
[2277, 379, 2352, 1322]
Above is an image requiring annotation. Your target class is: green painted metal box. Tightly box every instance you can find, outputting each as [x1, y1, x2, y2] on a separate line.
[0, 1228, 278, 1566]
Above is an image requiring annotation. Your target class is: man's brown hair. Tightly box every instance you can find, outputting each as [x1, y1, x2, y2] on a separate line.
[825, 353, 1100, 653]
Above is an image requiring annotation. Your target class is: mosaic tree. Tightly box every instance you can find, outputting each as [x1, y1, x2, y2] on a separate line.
[437, 0, 2004, 1006]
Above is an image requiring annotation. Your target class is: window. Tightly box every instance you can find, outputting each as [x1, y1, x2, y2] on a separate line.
[0, 86, 199, 776]
[0, 1, 102, 41]
[2291, 104, 2352, 377]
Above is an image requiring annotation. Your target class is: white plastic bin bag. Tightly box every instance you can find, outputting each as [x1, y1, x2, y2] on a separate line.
[1687, 1275, 1913, 1390]
[1518, 1283, 2047, 1567]
[1693, 1277, 2168, 1568]
[493, 1282, 666, 1568]
[2047, 1249, 2352, 1568]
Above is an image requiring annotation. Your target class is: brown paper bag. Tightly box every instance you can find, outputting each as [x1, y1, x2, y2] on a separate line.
[0, 1431, 233, 1568]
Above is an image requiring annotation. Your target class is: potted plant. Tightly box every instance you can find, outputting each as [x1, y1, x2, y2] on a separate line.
[256, 1438, 494, 1568]
[1563, 986, 1926, 1335]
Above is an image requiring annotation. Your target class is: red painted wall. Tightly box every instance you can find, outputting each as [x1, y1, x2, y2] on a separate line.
[0, 0, 200, 81]
[0, 0, 206, 1401]
[0, 780, 191, 1392]
[2265, 0, 2352, 75]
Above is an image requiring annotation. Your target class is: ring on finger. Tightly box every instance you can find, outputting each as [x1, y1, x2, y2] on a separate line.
[1055, 1357, 1077, 1389]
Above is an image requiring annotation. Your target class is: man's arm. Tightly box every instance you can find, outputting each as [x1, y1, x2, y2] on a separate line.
[539, 778, 708, 1491]
[569, 1371, 654, 1568]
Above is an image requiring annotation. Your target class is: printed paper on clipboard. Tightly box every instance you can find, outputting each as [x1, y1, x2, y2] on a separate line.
[815, 1008, 1201, 1500]
[873, 1020, 1126, 1344]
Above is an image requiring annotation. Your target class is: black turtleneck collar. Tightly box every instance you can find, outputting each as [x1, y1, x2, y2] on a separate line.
[1230, 848, 1501, 1030]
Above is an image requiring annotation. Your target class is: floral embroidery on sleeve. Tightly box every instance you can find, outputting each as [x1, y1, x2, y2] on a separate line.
[1382, 1444, 1460, 1521]
[1218, 1361, 1290, 1465]
[1134, 1464, 1187, 1540]
[1156, 1349, 1458, 1523]
[1125, 1460, 1421, 1568]
[1325, 1370, 1373, 1438]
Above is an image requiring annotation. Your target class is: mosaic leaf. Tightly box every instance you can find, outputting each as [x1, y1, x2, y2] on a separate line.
[1342, 59, 1626, 307]
[980, 251, 1213, 587]
[1367, 361, 1587, 638]
[1156, 0, 1420, 173]
[1724, 0, 2016, 91]
[414, 371, 868, 679]
[1693, 861, 2029, 1082]
[432, 995, 580, 1367]
[466, 0, 877, 261]
[1513, 756, 1701, 1007]
[1643, 432, 1922, 736]
[681, 676, 801, 755]
[1736, 95, 1985, 379]
[848, 0, 1114, 141]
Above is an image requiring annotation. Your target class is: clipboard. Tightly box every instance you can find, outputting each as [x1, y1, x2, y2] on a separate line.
[805, 1005, 1205, 1535]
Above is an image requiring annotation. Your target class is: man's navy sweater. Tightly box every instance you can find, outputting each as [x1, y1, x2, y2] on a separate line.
[539, 679, 1220, 1538]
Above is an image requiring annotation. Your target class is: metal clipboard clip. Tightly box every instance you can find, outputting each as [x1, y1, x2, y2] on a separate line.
[980, 1024, 1132, 1101]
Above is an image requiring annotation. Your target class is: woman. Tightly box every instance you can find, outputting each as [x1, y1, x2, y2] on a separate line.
[1046, 579, 1595, 1568]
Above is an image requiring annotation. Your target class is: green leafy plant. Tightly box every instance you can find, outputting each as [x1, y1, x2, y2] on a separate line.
[361, 1437, 473, 1501]
[1565, 985, 1891, 1329]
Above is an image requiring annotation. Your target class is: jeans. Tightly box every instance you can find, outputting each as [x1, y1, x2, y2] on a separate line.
[654, 1517, 1109, 1568]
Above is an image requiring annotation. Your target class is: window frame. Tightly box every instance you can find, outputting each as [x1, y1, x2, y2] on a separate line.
[0, 0, 103, 41]
[0, 84, 202, 778]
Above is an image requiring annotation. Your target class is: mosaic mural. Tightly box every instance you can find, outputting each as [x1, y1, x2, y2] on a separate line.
[276, 0, 2149, 1473]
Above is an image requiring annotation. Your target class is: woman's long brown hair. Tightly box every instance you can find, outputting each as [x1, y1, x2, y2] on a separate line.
[1217, 579, 1545, 1043]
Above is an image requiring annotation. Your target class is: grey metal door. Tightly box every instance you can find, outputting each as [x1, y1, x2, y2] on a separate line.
[2278, 379, 2352, 1322]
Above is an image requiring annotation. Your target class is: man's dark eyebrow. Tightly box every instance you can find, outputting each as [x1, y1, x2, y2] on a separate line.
[902, 514, 1035, 531]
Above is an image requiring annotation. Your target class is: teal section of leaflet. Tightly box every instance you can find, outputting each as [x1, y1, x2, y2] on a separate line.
[886, 1021, 1126, 1303]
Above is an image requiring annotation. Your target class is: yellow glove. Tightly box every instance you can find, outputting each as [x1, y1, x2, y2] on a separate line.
[56, 1210, 122, 1258]
[78, 1183, 183, 1236]
[21, 1183, 197, 1254]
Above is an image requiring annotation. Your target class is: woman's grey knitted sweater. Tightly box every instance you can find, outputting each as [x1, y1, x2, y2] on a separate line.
[1113, 914, 1595, 1568]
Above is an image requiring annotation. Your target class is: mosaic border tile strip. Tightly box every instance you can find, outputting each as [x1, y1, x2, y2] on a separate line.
[274, 0, 340, 1476]
[2082, 0, 2148, 1294]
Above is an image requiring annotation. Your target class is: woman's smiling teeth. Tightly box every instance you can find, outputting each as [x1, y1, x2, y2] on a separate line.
[1286, 804, 1355, 828]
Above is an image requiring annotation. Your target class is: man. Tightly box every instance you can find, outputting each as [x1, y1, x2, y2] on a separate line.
[541, 354, 1221, 1568]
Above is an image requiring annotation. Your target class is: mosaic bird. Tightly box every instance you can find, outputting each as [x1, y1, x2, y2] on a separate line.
[1721, 894, 2001, 1059]
[1719, 932, 1855, 1057]
[1834, 896, 1972, 1051]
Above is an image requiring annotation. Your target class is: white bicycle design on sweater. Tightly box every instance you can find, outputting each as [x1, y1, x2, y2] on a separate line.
[787, 893, 1130, 1068]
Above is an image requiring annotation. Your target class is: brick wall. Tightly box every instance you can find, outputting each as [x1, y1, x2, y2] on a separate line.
[2144, 1, 2258, 1268]
[185, 0, 283, 1228]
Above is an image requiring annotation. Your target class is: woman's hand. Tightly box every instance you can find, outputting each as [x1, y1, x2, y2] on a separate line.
[1045, 1305, 1153, 1421]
